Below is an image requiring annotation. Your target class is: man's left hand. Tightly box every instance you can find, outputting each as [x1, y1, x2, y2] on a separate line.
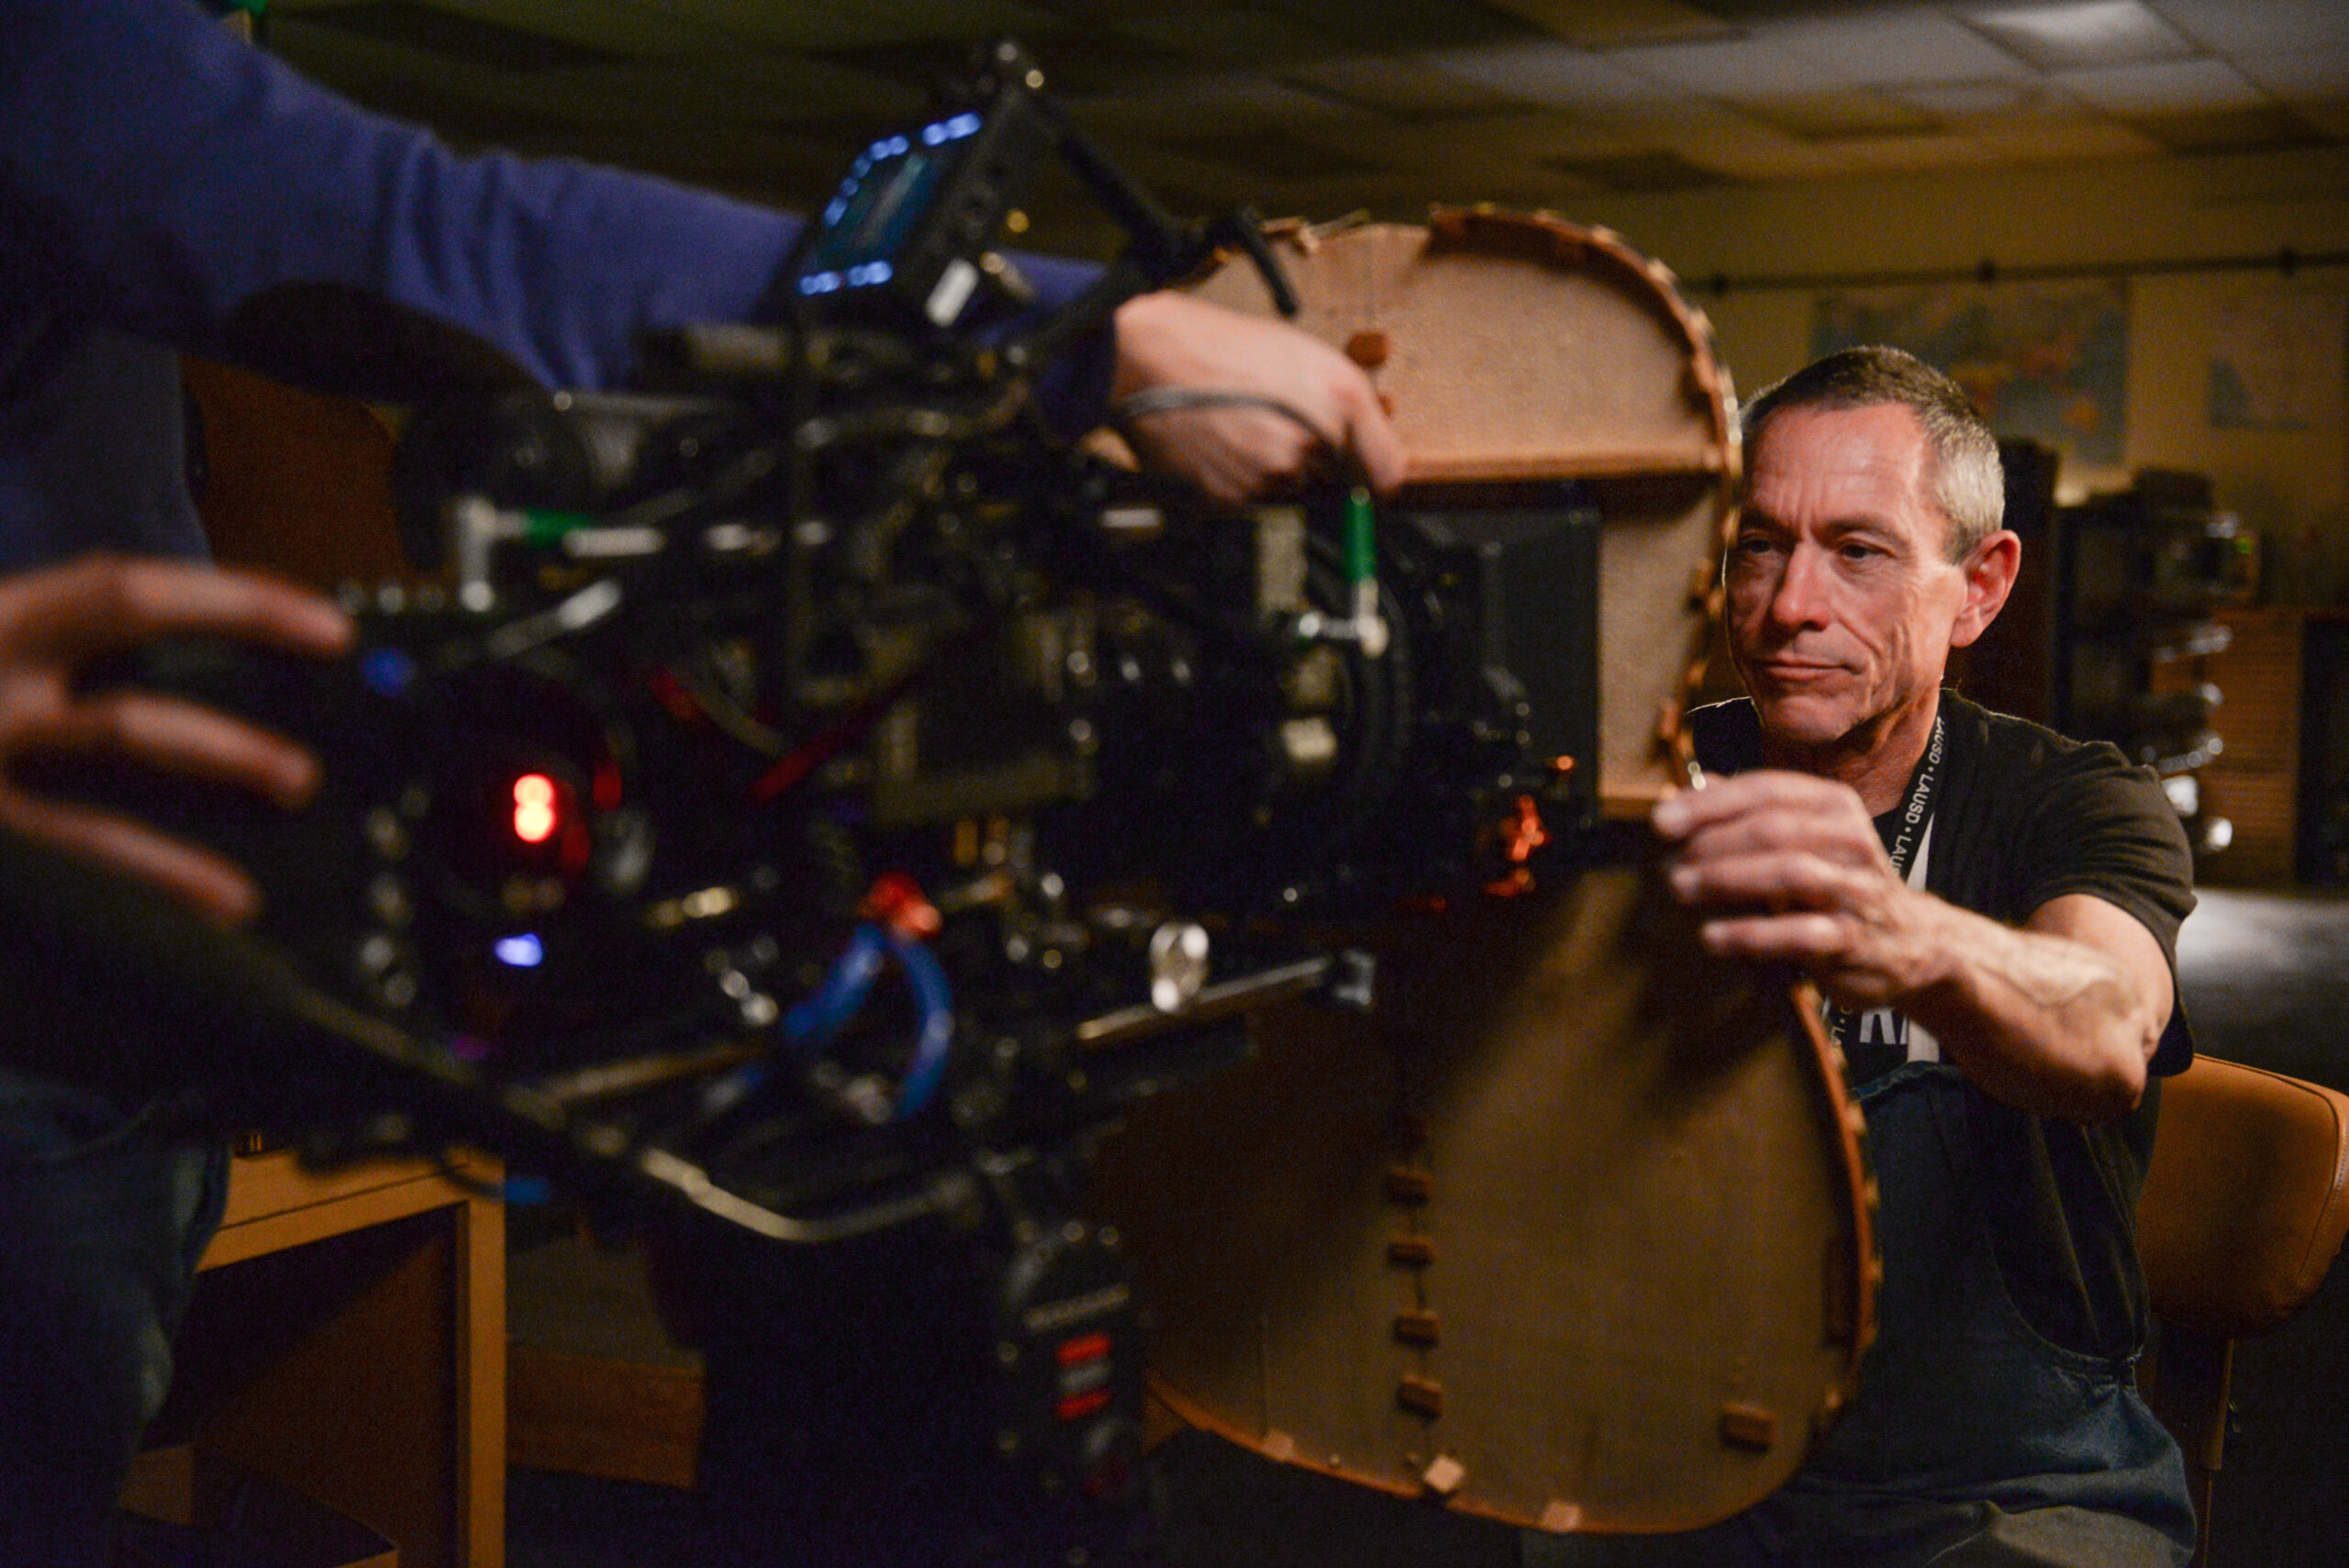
[1652, 771, 1945, 1014]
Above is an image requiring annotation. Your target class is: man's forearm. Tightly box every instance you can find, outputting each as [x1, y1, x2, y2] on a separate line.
[1898, 895, 2160, 1122]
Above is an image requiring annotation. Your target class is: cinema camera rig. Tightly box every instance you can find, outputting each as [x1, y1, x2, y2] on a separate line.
[9, 41, 1602, 1547]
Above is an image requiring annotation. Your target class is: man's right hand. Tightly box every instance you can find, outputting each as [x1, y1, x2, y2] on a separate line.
[0, 555, 353, 924]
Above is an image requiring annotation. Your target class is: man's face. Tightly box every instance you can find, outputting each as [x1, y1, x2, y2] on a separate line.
[1726, 403, 1973, 752]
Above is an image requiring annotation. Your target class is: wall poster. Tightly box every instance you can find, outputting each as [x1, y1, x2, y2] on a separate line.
[1809, 279, 2131, 468]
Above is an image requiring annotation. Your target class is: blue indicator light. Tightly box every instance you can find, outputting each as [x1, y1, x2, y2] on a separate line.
[822, 196, 847, 224]
[844, 261, 894, 287]
[495, 934, 545, 968]
[358, 645, 417, 698]
[945, 112, 981, 139]
[501, 1175, 553, 1205]
[797, 272, 842, 295]
[921, 122, 946, 146]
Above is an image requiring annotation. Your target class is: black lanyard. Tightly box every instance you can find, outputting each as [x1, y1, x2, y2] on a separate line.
[1825, 711, 1945, 1068]
[1884, 711, 1945, 885]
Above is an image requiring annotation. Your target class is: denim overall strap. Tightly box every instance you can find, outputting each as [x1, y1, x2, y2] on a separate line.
[1785, 1062, 2196, 1555]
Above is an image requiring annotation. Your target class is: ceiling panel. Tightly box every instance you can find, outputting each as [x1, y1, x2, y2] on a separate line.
[1727, 86, 1946, 139]
[1247, 0, 1554, 54]
[672, 0, 1072, 52]
[1960, 1, 2202, 72]
[1405, 40, 1667, 106]
[298, 3, 628, 73]
[2294, 99, 2349, 139]
[1766, 9, 2038, 85]
[1482, 0, 1739, 48]
[2053, 58, 2267, 115]
[1963, 112, 2166, 161]
[2126, 104, 2335, 154]
[2232, 52, 2349, 104]
[253, 0, 2349, 238]
[1106, 9, 1356, 72]
[387, 0, 740, 61]
[1598, 33, 1866, 95]
[1062, 72, 1372, 137]
[2149, 0, 2349, 58]
[1283, 54, 1532, 119]
[1890, 77, 2067, 118]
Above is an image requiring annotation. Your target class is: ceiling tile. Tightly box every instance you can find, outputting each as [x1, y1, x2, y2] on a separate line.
[1334, 109, 1622, 176]
[2053, 58, 2266, 113]
[1805, 130, 2009, 174]
[1283, 55, 1527, 118]
[569, 55, 925, 126]
[1062, 73, 1370, 138]
[1407, 40, 1668, 105]
[679, 0, 1069, 52]
[1248, 0, 1553, 54]
[1540, 149, 1735, 190]
[2231, 51, 2349, 104]
[1963, 114, 2167, 160]
[1158, 127, 1394, 182]
[273, 16, 607, 117]
[1658, 126, 1842, 182]
[1484, 0, 1740, 48]
[2147, 0, 2349, 57]
[2125, 104, 2333, 153]
[1961, 1, 2203, 72]
[816, 30, 1183, 98]
[1727, 87, 1945, 139]
[1599, 35, 1856, 95]
[2291, 98, 2349, 138]
[1890, 78, 2065, 117]
[298, 2, 626, 72]
[1109, 8, 1353, 70]
[408, 0, 733, 61]
[1766, 10, 2039, 86]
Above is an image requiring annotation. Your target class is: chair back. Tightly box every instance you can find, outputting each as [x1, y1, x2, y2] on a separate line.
[2139, 1055, 2349, 1339]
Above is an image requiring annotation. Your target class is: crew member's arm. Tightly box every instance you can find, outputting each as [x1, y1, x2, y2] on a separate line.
[7, 0, 1400, 500]
[0, 557, 352, 924]
[1652, 772, 2170, 1122]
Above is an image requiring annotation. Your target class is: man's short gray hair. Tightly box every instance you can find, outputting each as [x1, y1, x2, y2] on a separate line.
[1739, 346, 2004, 561]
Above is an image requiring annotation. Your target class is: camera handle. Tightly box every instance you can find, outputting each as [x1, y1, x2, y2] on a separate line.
[1003, 38, 1298, 370]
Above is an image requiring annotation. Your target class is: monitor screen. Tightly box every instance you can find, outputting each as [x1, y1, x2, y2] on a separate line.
[796, 111, 985, 299]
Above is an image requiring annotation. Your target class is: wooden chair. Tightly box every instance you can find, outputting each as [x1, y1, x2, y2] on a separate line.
[2136, 1055, 2349, 1564]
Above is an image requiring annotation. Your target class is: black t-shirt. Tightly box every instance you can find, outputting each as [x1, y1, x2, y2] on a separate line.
[1689, 692, 2197, 1361]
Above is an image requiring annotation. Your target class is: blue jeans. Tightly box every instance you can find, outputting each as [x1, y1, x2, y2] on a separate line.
[0, 1070, 227, 1568]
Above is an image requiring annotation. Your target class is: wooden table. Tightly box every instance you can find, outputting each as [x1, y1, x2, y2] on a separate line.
[148, 1149, 506, 1568]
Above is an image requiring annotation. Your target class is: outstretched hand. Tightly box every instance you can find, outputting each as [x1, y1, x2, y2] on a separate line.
[1108, 290, 1407, 503]
[0, 555, 353, 924]
[1651, 771, 1943, 1015]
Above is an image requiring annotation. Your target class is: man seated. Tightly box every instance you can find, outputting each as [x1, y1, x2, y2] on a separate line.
[1617, 346, 2197, 1566]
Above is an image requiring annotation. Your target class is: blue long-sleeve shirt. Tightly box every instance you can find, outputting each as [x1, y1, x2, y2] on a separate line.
[2, 0, 1105, 570]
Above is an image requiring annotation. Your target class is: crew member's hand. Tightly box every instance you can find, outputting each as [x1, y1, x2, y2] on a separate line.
[1109, 290, 1407, 503]
[0, 555, 354, 924]
[1652, 771, 1941, 1014]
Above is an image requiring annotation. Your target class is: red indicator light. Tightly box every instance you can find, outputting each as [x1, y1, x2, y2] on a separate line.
[1055, 1388, 1113, 1424]
[1055, 1332, 1112, 1368]
[513, 773, 559, 844]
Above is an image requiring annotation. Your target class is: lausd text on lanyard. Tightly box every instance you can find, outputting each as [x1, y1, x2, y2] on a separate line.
[1826, 711, 1944, 1077]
